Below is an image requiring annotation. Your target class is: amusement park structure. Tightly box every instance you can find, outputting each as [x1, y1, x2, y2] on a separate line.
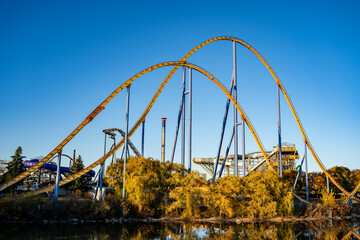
[1, 36, 359, 205]
[193, 142, 299, 178]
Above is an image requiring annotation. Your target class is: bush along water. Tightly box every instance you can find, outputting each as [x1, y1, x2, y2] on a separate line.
[106, 157, 295, 219]
[1, 156, 356, 221]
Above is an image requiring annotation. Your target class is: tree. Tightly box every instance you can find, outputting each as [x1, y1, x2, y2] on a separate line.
[166, 170, 207, 218]
[203, 176, 244, 218]
[0, 146, 26, 192]
[7, 146, 26, 177]
[105, 156, 190, 217]
[239, 171, 293, 218]
[67, 155, 89, 193]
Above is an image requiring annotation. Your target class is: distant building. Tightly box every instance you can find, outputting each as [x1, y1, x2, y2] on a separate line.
[0, 160, 8, 176]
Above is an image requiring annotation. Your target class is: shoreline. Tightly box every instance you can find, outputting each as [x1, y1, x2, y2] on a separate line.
[1, 215, 359, 225]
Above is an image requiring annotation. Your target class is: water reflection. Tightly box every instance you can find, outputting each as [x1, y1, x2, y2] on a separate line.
[0, 220, 359, 239]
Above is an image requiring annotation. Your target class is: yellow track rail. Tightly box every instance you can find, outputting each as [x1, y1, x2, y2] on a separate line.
[3, 36, 357, 200]
[19, 61, 273, 198]
[182, 36, 356, 198]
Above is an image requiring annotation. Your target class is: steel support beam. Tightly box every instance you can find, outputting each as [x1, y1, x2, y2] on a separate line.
[305, 142, 309, 201]
[99, 133, 107, 201]
[277, 85, 283, 177]
[242, 118, 246, 176]
[170, 85, 185, 163]
[292, 155, 305, 191]
[212, 74, 234, 180]
[327, 176, 330, 194]
[141, 121, 145, 157]
[219, 126, 235, 178]
[161, 117, 167, 163]
[122, 85, 130, 201]
[54, 151, 62, 215]
[98, 164, 104, 201]
[181, 66, 186, 166]
[188, 68, 192, 171]
[233, 41, 238, 176]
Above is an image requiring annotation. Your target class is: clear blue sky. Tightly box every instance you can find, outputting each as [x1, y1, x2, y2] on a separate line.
[0, 1, 359, 175]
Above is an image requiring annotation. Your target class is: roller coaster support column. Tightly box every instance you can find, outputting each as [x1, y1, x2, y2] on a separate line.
[161, 117, 167, 163]
[242, 118, 246, 176]
[111, 135, 116, 164]
[219, 126, 235, 178]
[293, 155, 305, 191]
[95, 133, 106, 200]
[122, 85, 131, 201]
[141, 121, 145, 157]
[99, 132, 108, 201]
[188, 68, 192, 171]
[54, 150, 62, 216]
[277, 84, 283, 177]
[327, 176, 330, 194]
[212, 74, 234, 180]
[170, 72, 186, 163]
[98, 165, 104, 201]
[233, 41, 239, 176]
[305, 141, 309, 201]
[182, 66, 186, 166]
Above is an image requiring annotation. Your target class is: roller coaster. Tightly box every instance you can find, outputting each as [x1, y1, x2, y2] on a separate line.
[1, 36, 359, 203]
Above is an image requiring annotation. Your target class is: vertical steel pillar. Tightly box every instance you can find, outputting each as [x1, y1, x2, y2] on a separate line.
[122, 85, 131, 201]
[141, 121, 145, 157]
[213, 75, 234, 180]
[242, 118, 246, 176]
[181, 66, 186, 166]
[113, 137, 116, 162]
[99, 133, 107, 201]
[277, 85, 283, 177]
[233, 41, 238, 176]
[98, 164, 104, 201]
[188, 68, 192, 171]
[161, 117, 167, 163]
[327, 176, 330, 193]
[95, 133, 106, 200]
[54, 150, 62, 215]
[305, 141, 309, 201]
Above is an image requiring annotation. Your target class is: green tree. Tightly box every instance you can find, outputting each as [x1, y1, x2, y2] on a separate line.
[0, 146, 26, 193]
[67, 155, 89, 193]
[7, 146, 26, 177]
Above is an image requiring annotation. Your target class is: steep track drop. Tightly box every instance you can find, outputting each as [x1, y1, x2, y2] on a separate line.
[1, 36, 357, 200]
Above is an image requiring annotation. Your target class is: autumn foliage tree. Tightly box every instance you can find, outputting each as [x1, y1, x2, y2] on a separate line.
[203, 171, 293, 218]
[106, 156, 294, 218]
[166, 171, 207, 218]
[105, 156, 189, 217]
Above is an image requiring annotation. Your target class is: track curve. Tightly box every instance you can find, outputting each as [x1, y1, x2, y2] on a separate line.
[2, 36, 357, 200]
[179, 36, 356, 198]
[19, 61, 273, 198]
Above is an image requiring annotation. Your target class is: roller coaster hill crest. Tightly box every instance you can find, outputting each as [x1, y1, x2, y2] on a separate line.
[0, 36, 359, 203]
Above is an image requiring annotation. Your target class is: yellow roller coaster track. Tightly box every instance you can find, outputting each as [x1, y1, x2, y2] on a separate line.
[1, 36, 358, 201]
[17, 61, 274, 198]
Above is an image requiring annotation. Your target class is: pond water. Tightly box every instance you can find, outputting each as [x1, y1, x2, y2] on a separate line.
[0, 220, 359, 239]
